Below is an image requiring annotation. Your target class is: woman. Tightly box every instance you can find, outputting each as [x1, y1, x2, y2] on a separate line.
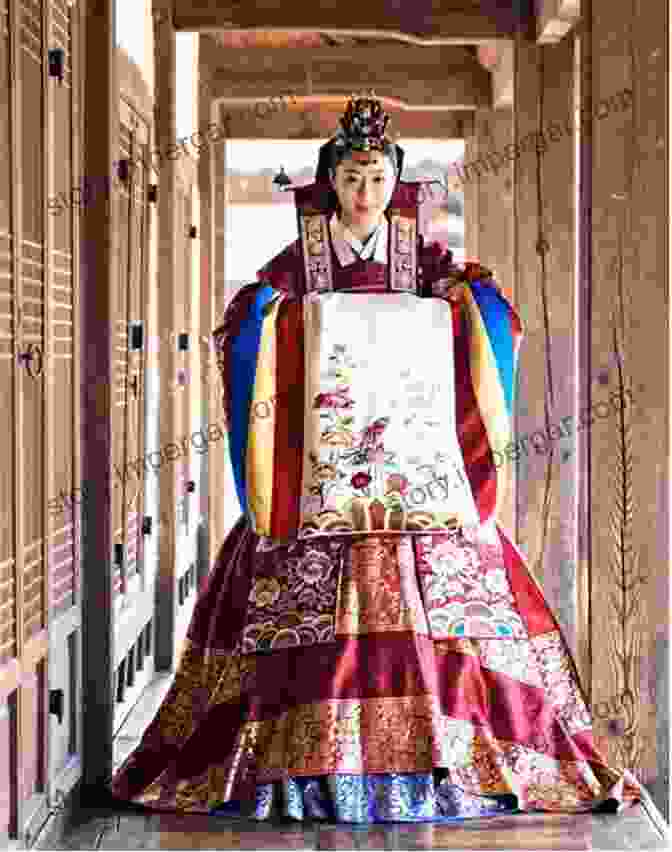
[111, 97, 641, 822]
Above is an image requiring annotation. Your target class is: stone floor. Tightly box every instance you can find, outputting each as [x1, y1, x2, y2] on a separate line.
[37, 674, 670, 851]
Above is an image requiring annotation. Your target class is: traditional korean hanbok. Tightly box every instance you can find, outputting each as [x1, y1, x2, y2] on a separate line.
[110, 124, 642, 823]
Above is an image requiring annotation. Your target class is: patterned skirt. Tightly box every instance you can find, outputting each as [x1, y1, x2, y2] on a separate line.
[110, 515, 642, 822]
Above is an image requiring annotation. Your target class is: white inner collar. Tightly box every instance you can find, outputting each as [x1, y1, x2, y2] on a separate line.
[329, 213, 388, 265]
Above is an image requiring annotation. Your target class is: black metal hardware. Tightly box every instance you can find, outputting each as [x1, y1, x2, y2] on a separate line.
[142, 516, 152, 536]
[148, 184, 158, 203]
[116, 159, 130, 182]
[129, 321, 144, 351]
[17, 343, 44, 378]
[48, 48, 65, 84]
[177, 332, 189, 352]
[186, 480, 196, 494]
[128, 374, 139, 399]
[49, 689, 64, 724]
[189, 225, 197, 239]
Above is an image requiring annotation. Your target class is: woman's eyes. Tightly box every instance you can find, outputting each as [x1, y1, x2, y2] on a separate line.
[346, 177, 385, 185]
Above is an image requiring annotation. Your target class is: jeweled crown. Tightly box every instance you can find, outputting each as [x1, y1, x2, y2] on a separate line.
[335, 94, 390, 153]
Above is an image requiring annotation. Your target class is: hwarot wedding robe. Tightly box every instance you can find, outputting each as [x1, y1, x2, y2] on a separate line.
[110, 214, 641, 822]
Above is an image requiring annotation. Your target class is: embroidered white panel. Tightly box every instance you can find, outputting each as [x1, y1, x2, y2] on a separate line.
[300, 293, 479, 537]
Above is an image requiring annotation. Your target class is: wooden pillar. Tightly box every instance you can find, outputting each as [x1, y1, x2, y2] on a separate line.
[80, 0, 117, 793]
[513, 28, 580, 662]
[211, 104, 228, 552]
[196, 66, 214, 584]
[589, 0, 668, 807]
[152, 0, 177, 671]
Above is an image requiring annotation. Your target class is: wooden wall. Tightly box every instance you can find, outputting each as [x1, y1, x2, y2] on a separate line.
[588, 0, 668, 815]
[509, 2, 668, 816]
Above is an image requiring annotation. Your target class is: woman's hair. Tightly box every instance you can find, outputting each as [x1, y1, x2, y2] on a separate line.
[328, 139, 399, 179]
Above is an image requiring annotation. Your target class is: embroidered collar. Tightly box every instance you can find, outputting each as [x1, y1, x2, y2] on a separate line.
[329, 213, 388, 266]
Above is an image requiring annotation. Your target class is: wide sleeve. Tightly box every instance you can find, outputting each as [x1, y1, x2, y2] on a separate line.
[418, 236, 524, 523]
[451, 280, 524, 524]
[212, 282, 269, 431]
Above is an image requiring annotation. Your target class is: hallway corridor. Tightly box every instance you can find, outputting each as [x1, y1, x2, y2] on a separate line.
[0, 0, 668, 847]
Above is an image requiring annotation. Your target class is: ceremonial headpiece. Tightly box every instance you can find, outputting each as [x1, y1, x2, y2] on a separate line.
[334, 94, 390, 154]
[314, 93, 404, 185]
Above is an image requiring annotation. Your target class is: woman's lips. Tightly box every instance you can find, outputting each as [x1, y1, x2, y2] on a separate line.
[355, 205, 370, 213]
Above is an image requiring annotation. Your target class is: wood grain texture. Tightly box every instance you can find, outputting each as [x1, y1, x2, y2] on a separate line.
[589, 0, 668, 814]
[513, 33, 580, 664]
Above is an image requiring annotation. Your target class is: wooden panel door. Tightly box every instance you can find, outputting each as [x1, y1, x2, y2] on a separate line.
[111, 99, 154, 734]
[47, 0, 82, 817]
[0, 0, 78, 843]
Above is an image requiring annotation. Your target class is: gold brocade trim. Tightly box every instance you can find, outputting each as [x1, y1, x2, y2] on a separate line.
[300, 212, 334, 293]
[335, 536, 429, 635]
[148, 641, 257, 747]
[299, 496, 461, 536]
[131, 689, 642, 813]
[388, 209, 417, 292]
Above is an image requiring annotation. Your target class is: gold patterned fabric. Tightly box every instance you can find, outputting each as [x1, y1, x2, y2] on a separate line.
[111, 522, 642, 818]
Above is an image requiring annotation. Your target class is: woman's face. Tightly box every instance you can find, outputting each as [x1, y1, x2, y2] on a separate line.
[331, 152, 397, 235]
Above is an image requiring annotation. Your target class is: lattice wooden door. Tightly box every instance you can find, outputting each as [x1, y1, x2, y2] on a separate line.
[0, 0, 82, 844]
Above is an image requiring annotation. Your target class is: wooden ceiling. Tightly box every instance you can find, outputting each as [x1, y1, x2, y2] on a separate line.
[174, 0, 530, 41]
[184, 2, 577, 135]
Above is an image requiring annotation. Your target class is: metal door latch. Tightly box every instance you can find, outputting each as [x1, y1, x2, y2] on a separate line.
[49, 688, 64, 724]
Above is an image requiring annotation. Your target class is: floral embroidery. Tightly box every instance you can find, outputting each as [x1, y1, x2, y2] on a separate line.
[301, 319, 476, 536]
[250, 578, 281, 608]
[239, 539, 344, 654]
[414, 528, 527, 639]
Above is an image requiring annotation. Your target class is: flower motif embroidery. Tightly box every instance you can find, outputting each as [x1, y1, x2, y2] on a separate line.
[313, 462, 338, 482]
[314, 390, 354, 409]
[483, 567, 510, 596]
[351, 471, 372, 490]
[294, 549, 333, 585]
[322, 430, 355, 447]
[250, 577, 281, 608]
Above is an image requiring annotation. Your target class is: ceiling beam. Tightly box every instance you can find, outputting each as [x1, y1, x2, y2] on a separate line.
[206, 100, 465, 139]
[205, 45, 492, 110]
[173, 1, 533, 41]
[476, 41, 514, 108]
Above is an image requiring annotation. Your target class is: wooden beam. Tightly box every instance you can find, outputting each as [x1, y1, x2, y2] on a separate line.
[477, 41, 514, 108]
[206, 46, 491, 110]
[537, 0, 581, 43]
[208, 99, 465, 139]
[212, 83, 488, 112]
[174, 2, 532, 40]
[204, 42, 479, 71]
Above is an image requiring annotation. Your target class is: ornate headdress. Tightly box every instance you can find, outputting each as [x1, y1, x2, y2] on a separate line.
[314, 93, 403, 185]
[333, 93, 391, 154]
